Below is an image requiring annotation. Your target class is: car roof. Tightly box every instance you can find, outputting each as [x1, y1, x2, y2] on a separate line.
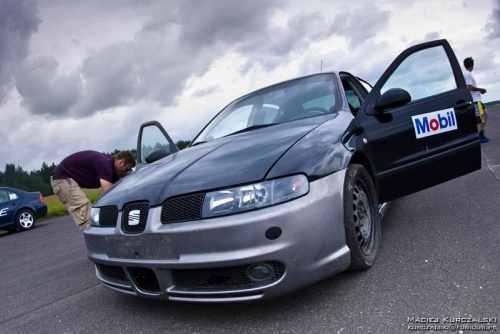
[0, 186, 26, 193]
[233, 71, 344, 102]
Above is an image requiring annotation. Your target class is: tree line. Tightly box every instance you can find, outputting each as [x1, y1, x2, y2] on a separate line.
[0, 140, 191, 196]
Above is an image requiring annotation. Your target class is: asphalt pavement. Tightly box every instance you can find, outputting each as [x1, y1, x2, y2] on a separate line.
[0, 107, 499, 334]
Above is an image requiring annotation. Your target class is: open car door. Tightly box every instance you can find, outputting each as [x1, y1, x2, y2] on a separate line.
[136, 121, 179, 164]
[355, 39, 481, 203]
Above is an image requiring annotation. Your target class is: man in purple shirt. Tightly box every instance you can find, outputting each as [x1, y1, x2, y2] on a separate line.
[50, 150, 136, 229]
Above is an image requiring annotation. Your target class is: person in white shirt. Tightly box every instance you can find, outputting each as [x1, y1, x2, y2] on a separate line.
[463, 57, 489, 143]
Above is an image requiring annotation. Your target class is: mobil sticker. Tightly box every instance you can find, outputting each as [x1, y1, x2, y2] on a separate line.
[411, 108, 457, 139]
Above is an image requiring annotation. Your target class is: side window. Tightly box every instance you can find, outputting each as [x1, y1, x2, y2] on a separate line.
[0, 190, 9, 204]
[345, 90, 361, 109]
[140, 125, 172, 163]
[381, 46, 457, 101]
[342, 79, 363, 116]
[8, 192, 18, 200]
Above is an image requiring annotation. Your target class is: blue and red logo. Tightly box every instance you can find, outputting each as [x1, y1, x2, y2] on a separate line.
[412, 108, 457, 139]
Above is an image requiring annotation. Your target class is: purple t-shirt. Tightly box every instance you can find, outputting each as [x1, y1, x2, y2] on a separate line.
[53, 150, 117, 188]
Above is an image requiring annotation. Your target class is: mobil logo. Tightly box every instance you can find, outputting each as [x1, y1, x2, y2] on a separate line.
[411, 108, 457, 139]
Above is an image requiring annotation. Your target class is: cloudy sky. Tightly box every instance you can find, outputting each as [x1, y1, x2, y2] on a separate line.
[1, 0, 499, 172]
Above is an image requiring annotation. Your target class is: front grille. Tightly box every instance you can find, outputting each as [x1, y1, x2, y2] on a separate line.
[96, 264, 128, 283]
[121, 202, 149, 234]
[129, 267, 161, 293]
[161, 193, 205, 223]
[99, 206, 118, 227]
[172, 262, 285, 290]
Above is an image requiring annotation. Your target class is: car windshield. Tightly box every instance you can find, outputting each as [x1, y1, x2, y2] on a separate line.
[193, 73, 337, 144]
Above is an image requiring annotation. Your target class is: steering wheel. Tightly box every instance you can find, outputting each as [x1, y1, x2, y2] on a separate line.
[290, 106, 329, 120]
[303, 106, 329, 114]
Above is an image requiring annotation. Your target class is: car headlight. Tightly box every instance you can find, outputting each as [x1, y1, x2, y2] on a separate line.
[202, 174, 309, 218]
[89, 207, 100, 226]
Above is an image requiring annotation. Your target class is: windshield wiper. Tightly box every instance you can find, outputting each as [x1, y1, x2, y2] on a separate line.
[224, 124, 277, 137]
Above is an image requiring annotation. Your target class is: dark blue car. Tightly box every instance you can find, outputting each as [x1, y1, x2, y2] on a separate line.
[0, 187, 48, 232]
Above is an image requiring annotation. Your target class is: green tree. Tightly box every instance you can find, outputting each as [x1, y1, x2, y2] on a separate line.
[176, 140, 191, 150]
[1, 164, 32, 191]
[29, 162, 56, 196]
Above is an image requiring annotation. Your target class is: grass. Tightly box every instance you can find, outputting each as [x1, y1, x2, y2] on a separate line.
[42, 188, 102, 219]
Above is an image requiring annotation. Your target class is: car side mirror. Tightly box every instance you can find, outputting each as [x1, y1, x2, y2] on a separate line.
[145, 149, 171, 164]
[375, 88, 411, 112]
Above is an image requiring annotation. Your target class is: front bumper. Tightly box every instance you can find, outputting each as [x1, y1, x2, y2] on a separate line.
[84, 170, 350, 302]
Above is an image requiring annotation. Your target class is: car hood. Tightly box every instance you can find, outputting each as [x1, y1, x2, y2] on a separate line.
[95, 117, 330, 209]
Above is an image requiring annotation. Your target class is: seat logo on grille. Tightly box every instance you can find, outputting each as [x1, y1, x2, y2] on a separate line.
[128, 210, 140, 226]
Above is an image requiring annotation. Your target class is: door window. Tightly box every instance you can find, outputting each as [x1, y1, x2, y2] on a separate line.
[342, 78, 364, 116]
[140, 125, 172, 163]
[0, 190, 8, 204]
[381, 46, 457, 102]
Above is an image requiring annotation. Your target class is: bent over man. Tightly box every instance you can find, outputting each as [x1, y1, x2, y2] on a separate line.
[50, 150, 136, 229]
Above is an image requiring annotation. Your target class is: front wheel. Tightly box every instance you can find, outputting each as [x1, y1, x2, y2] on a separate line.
[343, 164, 381, 270]
[16, 209, 36, 231]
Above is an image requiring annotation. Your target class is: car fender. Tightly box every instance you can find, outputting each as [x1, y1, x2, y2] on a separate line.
[266, 110, 354, 181]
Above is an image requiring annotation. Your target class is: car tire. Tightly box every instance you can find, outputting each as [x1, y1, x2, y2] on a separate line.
[16, 209, 36, 231]
[343, 164, 381, 270]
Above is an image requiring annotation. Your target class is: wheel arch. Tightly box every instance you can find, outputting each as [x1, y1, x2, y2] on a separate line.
[348, 152, 378, 191]
[17, 207, 36, 216]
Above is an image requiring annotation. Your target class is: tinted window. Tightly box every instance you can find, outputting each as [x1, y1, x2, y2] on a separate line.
[381, 46, 456, 101]
[345, 90, 361, 109]
[0, 190, 9, 204]
[140, 125, 172, 162]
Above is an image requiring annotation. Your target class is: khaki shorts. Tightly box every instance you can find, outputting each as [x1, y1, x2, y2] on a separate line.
[50, 177, 92, 229]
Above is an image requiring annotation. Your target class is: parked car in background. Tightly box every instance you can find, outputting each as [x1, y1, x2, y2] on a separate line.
[84, 39, 480, 302]
[0, 187, 48, 232]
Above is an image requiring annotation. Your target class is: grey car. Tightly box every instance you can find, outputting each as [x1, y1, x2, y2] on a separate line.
[84, 39, 480, 302]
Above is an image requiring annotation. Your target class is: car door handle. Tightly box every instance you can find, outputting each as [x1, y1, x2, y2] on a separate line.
[455, 101, 472, 109]
[454, 101, 473, 114]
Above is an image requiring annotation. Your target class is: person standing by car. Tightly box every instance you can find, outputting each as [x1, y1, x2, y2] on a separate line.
[463, 57, 489, 143]
[50, 150, 136, 230]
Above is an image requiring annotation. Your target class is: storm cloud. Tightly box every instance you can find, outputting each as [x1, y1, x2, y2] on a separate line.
[486, 1, 500, 39]
[0, 0, 40, 104]
[15, 56, 81, 115]
[9, 0, 289, 117]
[328, 4, 391, 48]
[3, 0, 394, 119]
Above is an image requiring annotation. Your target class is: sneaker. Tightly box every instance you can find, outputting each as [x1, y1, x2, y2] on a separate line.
[479, 130, 490, 141]
[480, 136, 489, 143]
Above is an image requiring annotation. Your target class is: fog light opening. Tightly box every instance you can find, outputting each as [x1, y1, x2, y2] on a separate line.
[246, 263, 274, 282]
[265, 226, 282, 240]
